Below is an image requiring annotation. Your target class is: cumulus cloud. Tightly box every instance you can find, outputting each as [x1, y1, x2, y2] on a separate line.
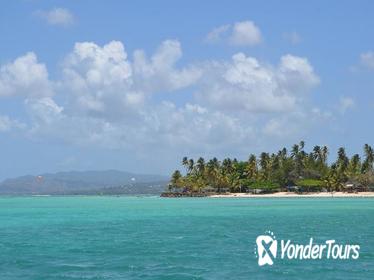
[60, 39, 200, 123]
[0, 52, 52, 98]
[36, 8, 74, 26]
[277, 54, 320, 93]
[133, 40, 202, 92]
[197, 53, 319, 113]
[64, 41, 132, 88]
[62, 40, 137, 120]
[0, 39, 323, 156]
[205, 20, 262, 46]
[229, 21, 262, 46]
[25, 99, 255, 154]
[360, 51, 374, 69]
[147, 102, 254, 151]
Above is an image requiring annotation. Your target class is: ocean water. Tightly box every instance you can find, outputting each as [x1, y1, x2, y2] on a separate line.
[0, 196, 373, 280]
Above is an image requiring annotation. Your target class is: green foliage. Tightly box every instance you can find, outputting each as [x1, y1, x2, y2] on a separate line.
[249, 180, 279, 190]
[296, 179, 323, 187]
[169, 143, 374, 193]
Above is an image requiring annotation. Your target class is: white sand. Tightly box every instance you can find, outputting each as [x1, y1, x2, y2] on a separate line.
[209, 192, 374, 198]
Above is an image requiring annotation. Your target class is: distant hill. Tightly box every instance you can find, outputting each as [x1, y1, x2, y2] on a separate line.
[0, 170, 169, 195]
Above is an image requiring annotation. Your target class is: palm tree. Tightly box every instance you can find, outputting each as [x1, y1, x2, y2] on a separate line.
[270, 154, 280, 172]
[206, 158, 220, 189]
[246, 154, 257, 179]
[280, 147, 288, 158]
[291, 144, 299, 159]
[173, 142, 372, 195]
[348, 154, 361, 176]
[336, 147, 349, 183]
[291, 143, 304, 177]
[193, 176, 205, 193]
[259, 152, 270, 180]
[321, 146, 329, 164]
[196, 157, 205, 175]
[362, 144, 374, 173]
[222, 158, 233, 175]
[216, 171, 230, 193]
[324, 164, 343, 192]
[169, 170, 182, 191]
[182, 157, 189, 173]
[299, 141, 305, 151]
[337, 147, 349, 169]
[188, 158, 195, 175]
[313, 145, 321, 162]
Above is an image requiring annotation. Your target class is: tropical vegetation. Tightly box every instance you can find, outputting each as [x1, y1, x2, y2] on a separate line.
[168, 142, 374, 193]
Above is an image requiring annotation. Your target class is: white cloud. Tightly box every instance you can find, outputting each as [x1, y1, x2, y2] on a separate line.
[205, 24, 230, 43]
[133, 40, 202, 92]
[36, 8, 74, 26]
[0, 115, 24, 132]
[196, 53, 319, 113]
[148, 102, 254, 151]
[0, 52, 52, 98]
[60, 39, 200, 123]
[263, 117, 294, 138]
[360, 51, 374, 69]
[339, 96, 355, 114]
[229, 21, 262, 46]
[262, 108, 331, 138]
[277, 54, 320, 93]
[62, 40, 139, 120]
[206, 20, 262, 46]
[26, 97, 64, 125]
[0, 39, 324, 156]
[23, 97, 255, 154]
[64, 41, 132, 87]
[283, 32, 301, 45]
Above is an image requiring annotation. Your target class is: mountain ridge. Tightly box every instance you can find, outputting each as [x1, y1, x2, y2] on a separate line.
[0, 169, 169, 195]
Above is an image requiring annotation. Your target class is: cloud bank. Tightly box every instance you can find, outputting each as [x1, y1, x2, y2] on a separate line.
[0, 39, 328, 158]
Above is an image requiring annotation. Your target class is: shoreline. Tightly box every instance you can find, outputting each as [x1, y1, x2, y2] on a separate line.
[209, 192, 374, 198]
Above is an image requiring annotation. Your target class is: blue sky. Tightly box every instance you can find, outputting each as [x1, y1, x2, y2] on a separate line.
[1, 0, 374, 179]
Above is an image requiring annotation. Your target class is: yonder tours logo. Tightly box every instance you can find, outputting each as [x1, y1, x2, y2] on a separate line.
[255, 231, 360, 266]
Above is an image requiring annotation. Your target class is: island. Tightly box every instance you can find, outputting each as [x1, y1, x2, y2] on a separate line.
[162, 142, 374, 197]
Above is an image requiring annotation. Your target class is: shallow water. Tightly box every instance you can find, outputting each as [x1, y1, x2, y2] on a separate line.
[0, 196, 373, 279]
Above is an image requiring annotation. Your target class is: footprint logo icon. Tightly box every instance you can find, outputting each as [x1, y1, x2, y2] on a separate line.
[255, 231, 277, 266]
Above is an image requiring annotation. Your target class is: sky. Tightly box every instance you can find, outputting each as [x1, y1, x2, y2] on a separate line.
[1, 0, 374, 180]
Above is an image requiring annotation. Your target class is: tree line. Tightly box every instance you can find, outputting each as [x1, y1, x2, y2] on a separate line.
[168, 142, 374, 193]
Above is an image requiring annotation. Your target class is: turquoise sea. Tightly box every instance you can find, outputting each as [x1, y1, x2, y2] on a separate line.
[0, 196, 373, 279]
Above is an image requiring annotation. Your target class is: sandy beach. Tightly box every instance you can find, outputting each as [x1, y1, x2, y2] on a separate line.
[210, 192, 374, 198]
